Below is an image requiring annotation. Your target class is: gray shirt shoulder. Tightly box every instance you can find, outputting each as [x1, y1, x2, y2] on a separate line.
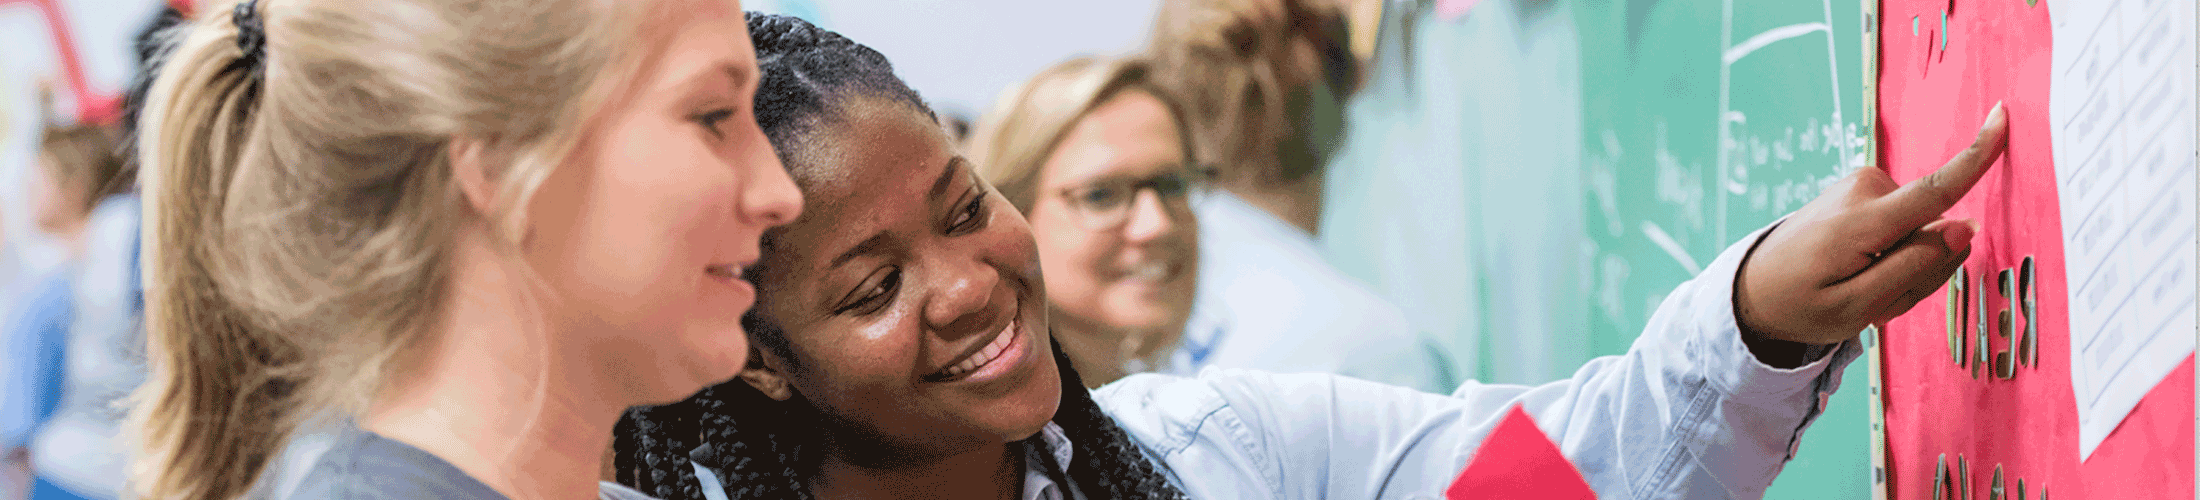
[279, 424, 662, 500]
[282, 426, 506, 500]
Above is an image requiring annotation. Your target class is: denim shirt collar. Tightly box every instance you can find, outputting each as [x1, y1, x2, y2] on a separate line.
[1020, 422, 1076, 500]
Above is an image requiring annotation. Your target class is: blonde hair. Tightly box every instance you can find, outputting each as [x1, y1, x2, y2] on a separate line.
[129, 0, 646, 498]
[967, 56, 1196, 212]
[1145, 0, 1353, 184]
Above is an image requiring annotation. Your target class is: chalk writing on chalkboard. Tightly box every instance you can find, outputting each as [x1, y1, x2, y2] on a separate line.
[1577, 0, 1875, 496]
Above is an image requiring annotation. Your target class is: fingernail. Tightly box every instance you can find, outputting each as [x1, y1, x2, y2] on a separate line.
[1945, 219, 1976, 254]
[1983, 101, 2006, 128]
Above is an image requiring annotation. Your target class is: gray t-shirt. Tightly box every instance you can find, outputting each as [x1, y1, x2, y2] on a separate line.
[284, 424, 656, 500]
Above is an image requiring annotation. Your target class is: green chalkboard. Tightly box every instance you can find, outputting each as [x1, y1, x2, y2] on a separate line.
[1317, 0, 1877, 495]
[1574, 0, 1872, 497]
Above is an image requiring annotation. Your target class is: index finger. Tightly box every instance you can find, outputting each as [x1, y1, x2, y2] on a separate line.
[1868, 102, 2010, 230]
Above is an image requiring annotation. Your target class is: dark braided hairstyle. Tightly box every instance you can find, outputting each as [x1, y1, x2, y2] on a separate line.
[612, 12, 1189, 500]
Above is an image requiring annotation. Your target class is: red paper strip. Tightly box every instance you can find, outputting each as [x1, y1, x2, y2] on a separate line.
[1446, 404, 1596, 500]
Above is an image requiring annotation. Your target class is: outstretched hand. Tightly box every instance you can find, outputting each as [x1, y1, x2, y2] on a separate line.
[1736, 102, 2010, 346]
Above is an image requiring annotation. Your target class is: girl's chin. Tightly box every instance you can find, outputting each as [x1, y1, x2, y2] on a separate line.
[1000, 367, 1065, 439]
[669, 340, 750, 388]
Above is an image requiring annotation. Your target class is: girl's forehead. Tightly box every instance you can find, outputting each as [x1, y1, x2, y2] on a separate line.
[770, 99, 957, 260]
[787, 98, 953, 196]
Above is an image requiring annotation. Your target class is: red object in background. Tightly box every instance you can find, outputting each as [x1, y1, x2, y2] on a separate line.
[1877, 0, 2194, 498]
[1445, 405, 1597, 500]
[1436, 0, 1484, 21]
[0, 0, 122, 124]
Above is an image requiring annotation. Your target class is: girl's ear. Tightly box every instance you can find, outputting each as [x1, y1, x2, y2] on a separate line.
[448, 137, 498, 216]
[738, 347, 797, 401]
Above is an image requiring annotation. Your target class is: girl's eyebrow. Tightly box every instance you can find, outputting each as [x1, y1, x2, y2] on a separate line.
[927, 156, 971, 199]
[663, 61, 754, 100]
[830, 232, 893, 270]
[726, 63, 757, 94]
[827, 155, 968, 270]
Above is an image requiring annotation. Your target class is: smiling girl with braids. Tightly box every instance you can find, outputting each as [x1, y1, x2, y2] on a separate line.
[619, 12, 2011, 500]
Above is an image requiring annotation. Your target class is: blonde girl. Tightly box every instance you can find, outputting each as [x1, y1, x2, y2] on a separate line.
[130, 0, 798, 498]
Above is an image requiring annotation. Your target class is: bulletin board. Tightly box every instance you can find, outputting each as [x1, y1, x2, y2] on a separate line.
[1322, 0, 2190, 497]
[1871, 0, 2197, 498]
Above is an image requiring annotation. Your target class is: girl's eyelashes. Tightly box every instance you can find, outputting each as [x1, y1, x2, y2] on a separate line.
[692, 108, 738, 138]
[836, 267, 901, 316]
[947, 183, 990, 234]
[830, 169, 985, 318]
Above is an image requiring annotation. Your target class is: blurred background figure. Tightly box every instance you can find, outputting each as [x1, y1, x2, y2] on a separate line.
[969, 56, 1202, 386]
[1316, 0, 1591, 387]
[0, 4, 181, 498]
[1, 88, 135, 500]
[1144, 0, 1457, 392]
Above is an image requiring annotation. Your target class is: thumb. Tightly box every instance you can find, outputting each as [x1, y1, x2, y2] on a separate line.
[1833, 219, 1976, 320]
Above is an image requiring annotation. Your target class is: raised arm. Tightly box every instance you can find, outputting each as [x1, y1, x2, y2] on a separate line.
[1096, 105, 2010, 500]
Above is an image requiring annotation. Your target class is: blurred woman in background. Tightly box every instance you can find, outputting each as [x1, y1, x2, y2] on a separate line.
[3, 94, 135, 500]
[128, 0, 798, 498]
[967, 56, 1202, 387]
[1144, 0, 1455, 392]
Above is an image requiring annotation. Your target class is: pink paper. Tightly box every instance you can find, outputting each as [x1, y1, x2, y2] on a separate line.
[1878, 0, 2194, 497]
[1446, 405, 1596, 500]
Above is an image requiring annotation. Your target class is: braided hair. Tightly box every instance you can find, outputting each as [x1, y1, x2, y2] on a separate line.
[612, 13, 1188, 500]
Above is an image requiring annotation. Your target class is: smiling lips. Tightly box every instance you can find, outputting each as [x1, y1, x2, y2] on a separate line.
[1122, 258, 1186, 283]
[931, 319, 1019, 380]
[1126, 261, 1169, 281]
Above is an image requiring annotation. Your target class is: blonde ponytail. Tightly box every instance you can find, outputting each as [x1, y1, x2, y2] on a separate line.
[131, 10, 299, 499]
[127, 0, 640, 497]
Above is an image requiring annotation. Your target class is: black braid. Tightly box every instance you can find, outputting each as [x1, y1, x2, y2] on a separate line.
[611, 407, 638, 486]
[613, 12, 1187, 500]
[619, 338, 1189, 500]
[1044, 343, 1190, 499]
[621, 401, 707, 500]
[744, 12, 931, 163]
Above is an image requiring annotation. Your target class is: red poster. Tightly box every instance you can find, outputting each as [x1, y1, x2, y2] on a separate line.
[1877, 0, 2194, 498]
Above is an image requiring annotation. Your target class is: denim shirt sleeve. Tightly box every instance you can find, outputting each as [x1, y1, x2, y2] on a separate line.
[1094, 224, 1861, 500]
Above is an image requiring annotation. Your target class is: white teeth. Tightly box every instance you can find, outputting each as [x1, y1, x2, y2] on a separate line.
[937, 322, 1017, 379]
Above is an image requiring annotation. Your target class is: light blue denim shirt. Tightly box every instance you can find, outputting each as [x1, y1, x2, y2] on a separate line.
[1091, 225, 1858, 500]
[690, 225, 1853, 500]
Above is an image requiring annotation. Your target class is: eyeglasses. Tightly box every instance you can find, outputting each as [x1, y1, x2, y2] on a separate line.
[1053, 166, 1212, 231]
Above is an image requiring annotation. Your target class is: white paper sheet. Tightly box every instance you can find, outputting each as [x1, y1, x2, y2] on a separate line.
[2046, 0, 2198, 461]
